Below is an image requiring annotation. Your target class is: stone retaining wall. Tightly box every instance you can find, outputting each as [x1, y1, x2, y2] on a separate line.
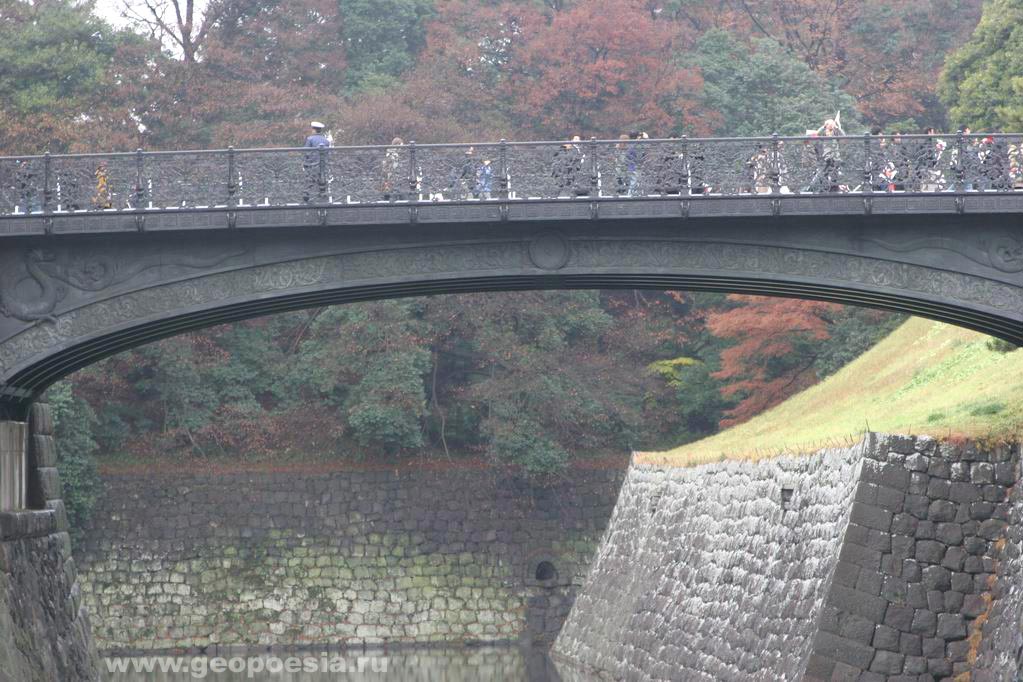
[0, 404, 99, 682]
[553, 435, 1023, 682]
[805, 436, 1017, 681]
[554, 441, 865, 680]
[76, 466, 626, 653]
[970, 458, 1023, 680]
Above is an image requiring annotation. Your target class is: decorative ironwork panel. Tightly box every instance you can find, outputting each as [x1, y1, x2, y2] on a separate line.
[599, 141, 637, 197]
[625, 140, 678, 197]
[416, 144, 502, 201]
[328, 146, 399, 204]
[0, 158, 44, 214]
[1010, 135, 1023, 190]
[50, 154, 137, 211]
[968, 134, 1023, 192]
[506, 142, 579, 200]
[777, 136, 866, 194]
[876, 135, 953, 193]
[234, 149, 308, 207]
[2, 134, 1023, 221]
[587, 141, 618, 197]
[146, 151, 229, 208]
[691, 139, 762, 195]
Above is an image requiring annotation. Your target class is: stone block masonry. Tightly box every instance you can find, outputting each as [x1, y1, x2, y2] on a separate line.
[0, 404, 100, 682]
[554, 441, 865, 680]
[804, 436, 1019, 682]
[76, 466, 626, 652]
[553, 435, 1023, 681]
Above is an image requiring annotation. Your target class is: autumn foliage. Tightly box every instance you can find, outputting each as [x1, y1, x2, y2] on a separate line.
[0, 0, 986, 154]
[4, 0, 977, 478]
[507, 0, 712, 137]
[706, 296, 842, 427]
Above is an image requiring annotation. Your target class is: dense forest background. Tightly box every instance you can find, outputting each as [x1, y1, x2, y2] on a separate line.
[4, 0, 1022, 529]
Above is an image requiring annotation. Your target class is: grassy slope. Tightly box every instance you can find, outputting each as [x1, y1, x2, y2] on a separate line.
[639, 318, 1023, 467]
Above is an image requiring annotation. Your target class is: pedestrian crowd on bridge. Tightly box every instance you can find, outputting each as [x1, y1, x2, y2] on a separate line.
[6, 117, 1023, 214]
[300, 116, 1023, 203]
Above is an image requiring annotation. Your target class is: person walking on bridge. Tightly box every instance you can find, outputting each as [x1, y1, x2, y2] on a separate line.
[807, 114, 846, 192]
[303, 121, 331, 203]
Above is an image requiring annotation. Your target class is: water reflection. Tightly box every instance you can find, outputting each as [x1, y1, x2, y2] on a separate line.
[102, 646, 582, 681]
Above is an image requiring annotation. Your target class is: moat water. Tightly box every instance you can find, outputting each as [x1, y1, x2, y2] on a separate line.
[102, 646, 574, 681]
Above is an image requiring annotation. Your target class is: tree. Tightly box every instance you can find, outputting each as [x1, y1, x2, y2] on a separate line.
[427, 290, 647, 471]
[0, 0, 118, 114]
[101, 0, 349, 149]
[45, 381, 102, 542]
[0, 0, 135, 153]
[707, 296, 842, 427]
[209, 0, 347, 91]
[339, 0, 435, 93]
[507, 0, 712, 137]
[939, 0, 1023, 131]
[707, 296, 904, 428]
[384, 0, 541, 141]
[714, 0, 984, 126]
[685, 29, 860, 136]
[119, 0, 231, 64]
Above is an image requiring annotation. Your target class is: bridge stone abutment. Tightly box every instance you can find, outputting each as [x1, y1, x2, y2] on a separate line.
[553, 435, 1023, 681]
[1, 210, 1021, 417]
[0, 403, 99, 681]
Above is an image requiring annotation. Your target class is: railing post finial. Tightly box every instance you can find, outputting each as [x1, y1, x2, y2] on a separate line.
[770, 133, 782, 195]
[134, 148, 146, 210]
[498, 139, 509, 201]
[863, 132, 874, 195]
[408, 140, 418, 201]
[42, 152, 52, 214]
[226, 146, 237, 208]
[681, 135, 690, 196]
[955, 129, 966, 194]
[317, 143, 328, 204]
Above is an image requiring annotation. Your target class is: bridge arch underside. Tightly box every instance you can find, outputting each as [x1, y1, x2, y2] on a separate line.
[0, 214, 1021, 417]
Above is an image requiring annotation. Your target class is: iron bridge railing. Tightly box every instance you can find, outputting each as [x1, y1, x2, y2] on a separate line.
[2, 133, 1022, 218]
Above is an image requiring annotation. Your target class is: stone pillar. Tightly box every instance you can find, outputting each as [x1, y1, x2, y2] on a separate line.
[0, 402, 100, 680]
[27, 403, 68, 525]
[0, 420, 27, 511]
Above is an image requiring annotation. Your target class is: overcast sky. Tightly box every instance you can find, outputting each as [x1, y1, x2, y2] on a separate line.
[93, 0, 129, 27]
[92, 0, 212, 30]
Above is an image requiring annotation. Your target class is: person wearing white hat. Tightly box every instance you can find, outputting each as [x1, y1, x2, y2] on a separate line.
[303, 122, 331, 202]
[305, 121, 330, 149]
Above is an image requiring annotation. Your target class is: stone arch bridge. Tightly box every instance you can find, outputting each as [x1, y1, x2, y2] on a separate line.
[0, 133, 1022, 419]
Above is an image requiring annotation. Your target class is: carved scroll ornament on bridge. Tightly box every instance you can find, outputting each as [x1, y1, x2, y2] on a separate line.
[863, 233, 1023, 274]
[0, 246, 249, 323]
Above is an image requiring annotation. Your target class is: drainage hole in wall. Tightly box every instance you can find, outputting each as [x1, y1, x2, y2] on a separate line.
[535, 561, 558, 582]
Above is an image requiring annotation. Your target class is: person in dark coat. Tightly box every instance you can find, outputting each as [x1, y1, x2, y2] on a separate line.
[303, 121, 331, 202]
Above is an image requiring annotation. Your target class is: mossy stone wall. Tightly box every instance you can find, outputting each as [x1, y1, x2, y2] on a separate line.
[76, 467, 625, 652]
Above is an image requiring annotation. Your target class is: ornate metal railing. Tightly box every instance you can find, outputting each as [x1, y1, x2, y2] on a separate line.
[1, 134, 1022, 217]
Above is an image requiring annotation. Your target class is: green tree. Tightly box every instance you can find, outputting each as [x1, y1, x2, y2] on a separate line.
[685, 29, 860, 136]
[0, 0, 140, 153]
[0, 0, 118, 114]
[340, 0, 435, 92]
[939, 0, 1023, 130]
[45, 381, 102, 541]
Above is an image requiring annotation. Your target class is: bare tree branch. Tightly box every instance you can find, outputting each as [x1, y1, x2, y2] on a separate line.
[120, 0, 232, 63]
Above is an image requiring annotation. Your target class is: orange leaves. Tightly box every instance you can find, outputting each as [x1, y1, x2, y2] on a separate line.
[708, 295, 842, 426]
[508, 0, 709, 136]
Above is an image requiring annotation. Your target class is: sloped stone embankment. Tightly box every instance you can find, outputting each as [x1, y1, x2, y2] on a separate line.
[554, 435, 1022, 681]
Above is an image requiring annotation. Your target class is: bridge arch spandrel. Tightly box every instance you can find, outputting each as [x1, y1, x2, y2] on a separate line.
[0, 215, 1021, 416]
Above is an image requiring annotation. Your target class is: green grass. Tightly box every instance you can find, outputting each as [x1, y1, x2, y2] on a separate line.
[640, 318, 1023, 467]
